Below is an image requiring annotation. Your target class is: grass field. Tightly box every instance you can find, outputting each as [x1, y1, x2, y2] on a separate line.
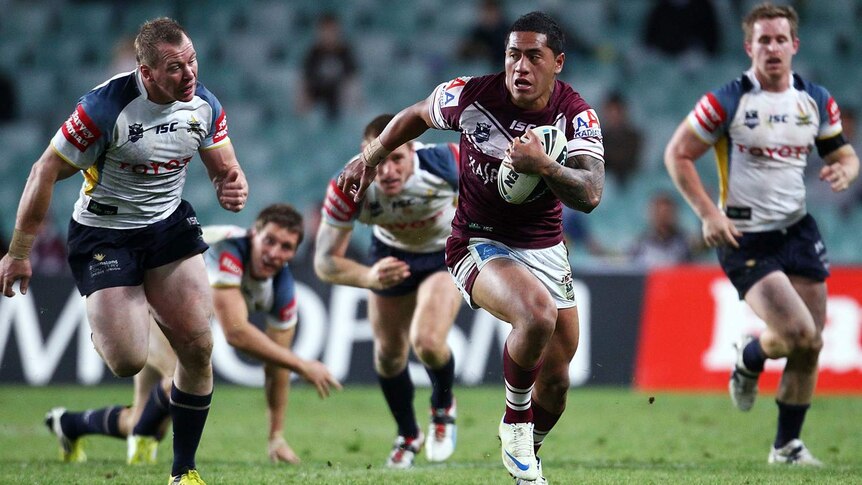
[1, 384, 860, 484]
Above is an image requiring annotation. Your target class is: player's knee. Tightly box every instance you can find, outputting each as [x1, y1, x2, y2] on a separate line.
[374, 346, 408, 376]
[539, 378, 570, 405]
[521, 304, 557, 342]
[108, 356, 147, 378]
[410, 333, 446, 366]
[783, 322, 822, 355]
[175, 327, 213, 369]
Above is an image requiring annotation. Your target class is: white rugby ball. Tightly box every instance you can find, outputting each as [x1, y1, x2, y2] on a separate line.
[497, 125, 568, 204]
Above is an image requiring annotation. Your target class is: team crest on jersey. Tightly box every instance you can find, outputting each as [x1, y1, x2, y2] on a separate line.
[744, 110, 759, 129]
[187, 116, 205, 135]
[473, 122, 491, 143]
[128, 123, 144, 142]
[368, 201, 384, 218]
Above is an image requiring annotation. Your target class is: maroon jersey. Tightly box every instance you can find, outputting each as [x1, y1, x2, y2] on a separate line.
[429, 73, 604, 249]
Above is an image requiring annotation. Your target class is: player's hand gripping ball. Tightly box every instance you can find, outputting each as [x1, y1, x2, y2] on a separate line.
[497, 125, 567, 204]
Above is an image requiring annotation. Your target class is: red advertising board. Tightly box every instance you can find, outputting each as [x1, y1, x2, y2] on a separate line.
[635, 266, 862, 393]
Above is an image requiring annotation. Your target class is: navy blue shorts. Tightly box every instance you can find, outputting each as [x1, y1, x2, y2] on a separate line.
[368, 237, 447, 297]
[717, 214, 830, 299]
[67, 200, 209, 296]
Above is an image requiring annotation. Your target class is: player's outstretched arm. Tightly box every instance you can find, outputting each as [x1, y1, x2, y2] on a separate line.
[339, 96, 435, 201]
[314, 223, 410, 290]
[262, 328, 337, 463]
[212, 287, 340, 394]
[1, 147, 79, 297]
[664, 121, 741, 248]
[200, 142, 248, 212]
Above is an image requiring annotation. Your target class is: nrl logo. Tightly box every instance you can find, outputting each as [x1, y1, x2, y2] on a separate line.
[744, 110, 759, 129]
[93, 253, 106, 262]
[187, 116, 205, 135]
[128, 123, 144, 142]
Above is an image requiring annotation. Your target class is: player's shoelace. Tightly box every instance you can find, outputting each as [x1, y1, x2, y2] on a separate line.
[508, 424, 532, 458]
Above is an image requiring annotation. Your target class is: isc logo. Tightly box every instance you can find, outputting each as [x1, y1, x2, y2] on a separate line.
[155, 122, 178, 134]
[509, 120, 537, 132]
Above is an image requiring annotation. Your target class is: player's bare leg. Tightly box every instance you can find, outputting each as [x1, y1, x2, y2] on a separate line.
[146, 255, 214, 479]
[411, 271, 461, 462]
[127, 317, 177, 464]
[45, 286, 152, 462]
[370, 292, 424, 468]
[472, 258, 557, 481]
[744, 272, 825, 465]
[87, 286, 153, 377]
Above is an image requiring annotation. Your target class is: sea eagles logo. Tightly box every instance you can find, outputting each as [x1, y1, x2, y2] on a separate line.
[128, 123, 144, 142]
[744, 110, 759, 129]
[473, 122, 491, 143]
[187, 116, 205, 135]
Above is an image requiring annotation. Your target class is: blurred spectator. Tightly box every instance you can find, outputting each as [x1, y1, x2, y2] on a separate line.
[31, 215, 68, 276]
[108, 35, 138, 75]
[0, 70, 18, 122]
[643, 0, 721, 59]
[297, 13, 358, 121]
[628, 192, 702, 267]
[562, 206, 609, 258]
[457, 0, 510, 67]
[601, 90, 644, 188]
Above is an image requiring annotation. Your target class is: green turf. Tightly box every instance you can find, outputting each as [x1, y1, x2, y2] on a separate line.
[0, 384, 859, 484]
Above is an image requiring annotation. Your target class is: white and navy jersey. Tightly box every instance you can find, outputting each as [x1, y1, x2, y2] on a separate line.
[203, 225, 298, 330]
[687, 70, 844, 232]
[51, 69, 230, 229]
[429, 73, 604, 249]
[322, 143, 459, 253]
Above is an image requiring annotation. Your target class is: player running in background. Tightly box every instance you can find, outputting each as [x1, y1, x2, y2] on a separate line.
[664, 2, 858, 466]
[45, 204, 341, 465]
[315, 114, 461, 469]
[339, 12, 604, 484]
[0, 18, 249, 485]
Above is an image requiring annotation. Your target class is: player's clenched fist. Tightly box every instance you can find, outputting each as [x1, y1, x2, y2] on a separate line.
[215, 165, 248, 212]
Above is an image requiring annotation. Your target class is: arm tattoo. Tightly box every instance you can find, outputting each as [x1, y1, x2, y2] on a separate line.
[544, 154, 605, 212]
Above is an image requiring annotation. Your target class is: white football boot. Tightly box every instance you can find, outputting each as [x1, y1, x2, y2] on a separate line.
[729, 334, 760, 411]
[499, 418, 538, 481]
[426, 399, 457, 462]
[385, 431, 425, 469]
[515, 457, 548, 484]
[768, 439, 823, 466]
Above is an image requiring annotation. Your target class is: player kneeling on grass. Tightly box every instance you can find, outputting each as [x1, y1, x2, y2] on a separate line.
[315, 114, 462, 469]
[45, 204, 341, 465]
